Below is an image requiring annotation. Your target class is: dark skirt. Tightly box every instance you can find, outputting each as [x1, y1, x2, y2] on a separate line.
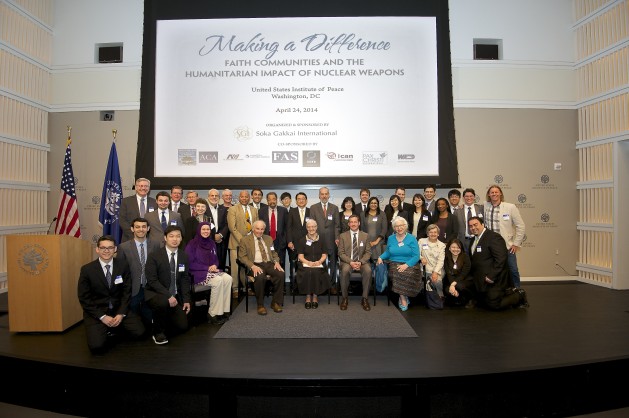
[389, 261, 422, 297]
[296, 264, 330, 295]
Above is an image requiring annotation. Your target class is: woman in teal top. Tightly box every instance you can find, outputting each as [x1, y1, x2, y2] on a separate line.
[377, 216, 422, 311]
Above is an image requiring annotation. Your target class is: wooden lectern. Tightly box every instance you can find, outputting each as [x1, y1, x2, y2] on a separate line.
[7, 234, 93, 332]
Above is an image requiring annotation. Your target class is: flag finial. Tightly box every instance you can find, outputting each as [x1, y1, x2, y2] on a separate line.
[112, 129, 117, 142]
[66, 126, 72, 145]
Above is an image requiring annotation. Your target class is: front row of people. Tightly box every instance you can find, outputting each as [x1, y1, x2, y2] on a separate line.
[77, 215, 528, 354]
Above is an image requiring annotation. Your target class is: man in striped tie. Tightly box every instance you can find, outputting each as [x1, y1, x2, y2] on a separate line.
[338, 215, 372, 311]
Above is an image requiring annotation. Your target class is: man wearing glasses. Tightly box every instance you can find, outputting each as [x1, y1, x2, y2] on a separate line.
[77, 235, 145, 354]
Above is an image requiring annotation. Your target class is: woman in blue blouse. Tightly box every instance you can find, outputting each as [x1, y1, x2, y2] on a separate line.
[377, 216, 422, 311]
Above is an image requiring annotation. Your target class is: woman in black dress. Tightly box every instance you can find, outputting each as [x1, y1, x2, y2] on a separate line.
[296, 219, 330, 309]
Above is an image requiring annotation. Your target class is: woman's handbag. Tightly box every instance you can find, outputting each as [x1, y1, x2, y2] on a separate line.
[424, 272, 443, 310]
[375, 262, 388, 293]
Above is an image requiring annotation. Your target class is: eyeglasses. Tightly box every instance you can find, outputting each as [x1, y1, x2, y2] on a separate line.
[98, 246, 115, 251]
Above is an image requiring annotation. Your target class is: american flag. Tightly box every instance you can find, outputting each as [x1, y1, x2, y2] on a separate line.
[55, 139, 81, 237]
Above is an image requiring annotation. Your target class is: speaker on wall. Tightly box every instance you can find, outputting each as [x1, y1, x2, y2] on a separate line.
[97, 44, 123, 64]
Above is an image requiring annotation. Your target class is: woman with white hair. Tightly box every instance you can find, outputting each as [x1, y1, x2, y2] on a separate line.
[295, 219, 330, 309]
[419, 224, 446, 301]
[377, 216, 421, 311]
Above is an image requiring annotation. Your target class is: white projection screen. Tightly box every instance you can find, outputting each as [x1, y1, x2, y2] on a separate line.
[137, 0, 458, 189]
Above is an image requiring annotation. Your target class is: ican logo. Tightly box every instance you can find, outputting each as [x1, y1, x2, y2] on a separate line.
[326, 152, 353, 162]
[199, 152, 218, 163]
[225, 154, 243, 161]
[303, 150, 320, 167]
[272, 151, 298, 163]
[398, 154, 415, 161]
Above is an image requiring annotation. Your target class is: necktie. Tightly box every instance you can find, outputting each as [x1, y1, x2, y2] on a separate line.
[300, 208, 304, 225]
[139, 243, 146, 286]
[258, 237, 269, 262]
[466, 207, 472, 236]
[161, 210, 167, 230]
[270, 209, 276, 241]
[174, 202, 178, 212]
[169, 251, 177, 295]
[471, 236, 479, 253]
[140, 198, 146, 217]
[191, 206, 196, 217]
[352, 233, 359, 262]
[323, 204, 327, 217]
[245, 207, 251, 232]
[105, 264, 112, 288]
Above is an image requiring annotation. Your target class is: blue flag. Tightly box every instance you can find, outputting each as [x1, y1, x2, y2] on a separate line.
[99, 142, 123, 244]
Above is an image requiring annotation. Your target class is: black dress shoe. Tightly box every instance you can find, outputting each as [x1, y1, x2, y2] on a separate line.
[305, 301, 312, 309]
[517, 288, 529, 308]
[208, 315, 226, 325]
[312, 301, 319, 309]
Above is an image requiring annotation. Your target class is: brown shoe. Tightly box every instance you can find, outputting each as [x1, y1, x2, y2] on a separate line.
[271, 302, 283, 313]
[257, 305, 267, 316]
[361, 297, 371, 311]
[340, 297, 348, 311]
[330, 287, 338, 295]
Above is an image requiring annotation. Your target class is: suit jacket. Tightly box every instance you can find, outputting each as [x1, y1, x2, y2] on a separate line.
[484, 201, 525, 248]
[227, 203, 258, 250]
[286, 206, 310, 246]
[145, 208, 185, 239]
[338, 230, 372, 266]
[144, 247, 191, 304]
[408, 209, 432, 239]
[250, 202, 268, 211]
[425, 200, 436, 213]
[206, 204, 229, 242]
[238, 233, 280, 269]
[456, 204, 484, 241]
[172, 201, 191, 224]
[119, 195, 157, 242]
[309, 202, 340, 251]
[116, 238, 162, 296]
[430, 210, 459, 243]
[468, 229, 510, 292]
[77, 258, 132, 320]
[259, 205, 288, 250]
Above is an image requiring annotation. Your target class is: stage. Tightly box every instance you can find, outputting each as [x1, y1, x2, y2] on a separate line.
[1, 282, 628, 417]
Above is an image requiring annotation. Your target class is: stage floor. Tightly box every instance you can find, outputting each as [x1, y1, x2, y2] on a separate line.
[1, 282, 628, 417]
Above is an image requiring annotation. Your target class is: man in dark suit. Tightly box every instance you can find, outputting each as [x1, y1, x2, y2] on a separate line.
[116, 217, 161, 326]
[353, 188, 371, 215]
[259, 192, 288, 274]
[384, 187, 414, 214]
[119, 178, 156, 242]
[424, 185, 437, 213]
[207, 188, 229, 270]
[250, 188, 267, 211]
[466, 217, 528, 310]
[309, 187, 340, 293]
[145, 191, 185, 239]
[455, 188, 485, 253]
[77, 235, 145, 354]
[145, 225, 191, 345]
[170, 185, 191, 224]
[338, 214, 372, 311]
[238, 220, 285, 315]
[286, 192, 310, 292]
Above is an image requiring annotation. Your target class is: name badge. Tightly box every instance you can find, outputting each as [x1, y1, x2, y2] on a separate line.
[114, 275, 123, 285]
[148, 207, 155, 212]
[476, 246, 482, 253]
[422, 215, 429, 221]
[344, 215, 349, 220]
[270, 246, 275, 251]
[422, 244, 428, 249]
[398, 242, 404, 247]
[478, 213, 483, 218]
[178, 264, 185, 272]
[327, 214, 333, 220]
[453, 264, 458, 270]
[170, 220, 177, 225]
[372, 216, 378, 222]
[359, 242, 364, 247]
[306, 240, 313, 246]
[305, 216, 310, 222]
[502, 214, 510, 220]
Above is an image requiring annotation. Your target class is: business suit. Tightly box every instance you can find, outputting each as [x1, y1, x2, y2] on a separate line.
[145, 208, 185, 239]
[250, 202, 267, 211]
[338, 229, 372, 298]
[145, 247, 191, 337]
[238, 233, 284, 307]
[77, 258, 145, 352]
[116, 238, 161, 322]
[286, 206, 310, 287]
[259, 205, 288, 270]
[484, 201, 525, 287]
[227, 203, 258, 288]
[206, 203, 229, 270]
[172, 201, 191, 224]
[456, 204, 484, 252]
[309, 201, 340, 286]
[467, 228, 519, 310]
[119, 195, 157, 242]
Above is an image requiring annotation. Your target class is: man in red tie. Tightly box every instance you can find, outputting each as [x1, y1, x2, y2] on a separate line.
[259, 192, 288, 281]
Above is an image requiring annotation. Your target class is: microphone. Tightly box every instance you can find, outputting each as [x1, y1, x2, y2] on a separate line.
[47, 217, 58, 235]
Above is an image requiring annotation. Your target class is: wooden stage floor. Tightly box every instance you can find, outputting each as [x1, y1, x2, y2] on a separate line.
[0, 282, 628, 417]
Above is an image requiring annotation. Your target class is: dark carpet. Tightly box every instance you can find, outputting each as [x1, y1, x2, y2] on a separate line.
[214, 295, 418, 339]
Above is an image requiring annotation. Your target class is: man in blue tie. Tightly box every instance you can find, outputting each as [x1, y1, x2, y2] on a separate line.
[145, 191, 185, 240]
[77, 235, 145, 354]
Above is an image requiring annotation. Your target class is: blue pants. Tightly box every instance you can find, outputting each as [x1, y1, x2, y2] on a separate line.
[507, 252, 521, 287]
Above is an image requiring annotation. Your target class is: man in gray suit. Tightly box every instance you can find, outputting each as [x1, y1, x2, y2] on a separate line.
[116, 217, 161, 325]
[145, 191, 185, 240]
[309, 186, 340, 293]
[119, 178, 156, 242]
[456, 188, 485, 253]
[338, 214, 372, 311]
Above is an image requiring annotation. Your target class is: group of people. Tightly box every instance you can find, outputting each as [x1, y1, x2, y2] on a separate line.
[77, 180, 528, 354]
